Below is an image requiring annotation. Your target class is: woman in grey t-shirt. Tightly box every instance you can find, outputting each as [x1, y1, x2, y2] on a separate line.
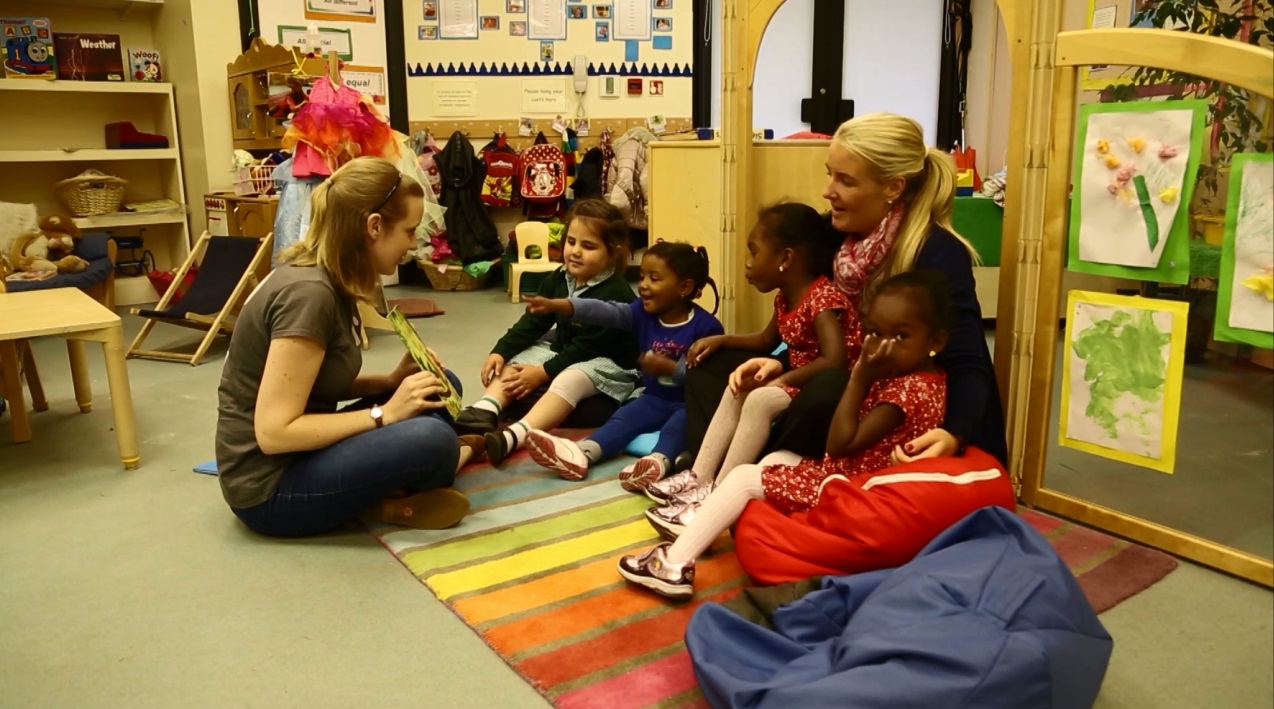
[216, 157, 469, 536]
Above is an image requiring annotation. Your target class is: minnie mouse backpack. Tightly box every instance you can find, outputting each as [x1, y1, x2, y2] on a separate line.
[519, 132, 567, 218]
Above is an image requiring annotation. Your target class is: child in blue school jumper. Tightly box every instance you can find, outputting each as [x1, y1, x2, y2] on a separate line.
[523, 242, 724, 492]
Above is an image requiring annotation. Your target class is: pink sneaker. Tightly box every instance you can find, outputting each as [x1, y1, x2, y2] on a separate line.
[645, 469, 702, 504]
[619, 455, 666, 493]
[644, 500, 701, 541]
[671, 482, 713, 506]
[525, 430, 589, 481]
[617, 542, 695, 599]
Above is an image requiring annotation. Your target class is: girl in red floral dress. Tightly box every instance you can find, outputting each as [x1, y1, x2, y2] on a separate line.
[620, 271, 951, 599]
[644, 203, 852, 511]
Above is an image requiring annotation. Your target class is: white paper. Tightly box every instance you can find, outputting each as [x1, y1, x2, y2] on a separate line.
[440, 0, 478, 39]
[1077, 109, 1194, 268]
[528, 0, 566, 40]
[522, 78, 568, 113]
[1228, 159, 1274, 333]
[278, 26, 352, 57]
[613, 0, 652, 41]
[1066, 302, 1171, 459]
[430, 81, 478, 116]
[1092, 5, 1117, 28]
[341, 67, 386, 102]
[306, 0, 375, 20]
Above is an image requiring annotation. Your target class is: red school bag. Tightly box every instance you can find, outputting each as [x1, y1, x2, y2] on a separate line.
[519, 132, 567, 218]
[480, 132, 520, 207]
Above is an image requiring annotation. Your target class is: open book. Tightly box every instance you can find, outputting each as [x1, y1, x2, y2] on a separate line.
[387, 307, 462, 419]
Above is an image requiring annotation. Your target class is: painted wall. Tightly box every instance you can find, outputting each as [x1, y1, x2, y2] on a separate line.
[712, 0, 944, 141]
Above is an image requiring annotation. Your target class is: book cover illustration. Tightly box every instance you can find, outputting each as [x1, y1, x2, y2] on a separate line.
[387, 308, 462, 419]
[2, 17, 56, 79]
[127, 48, 162, 82]
[54, 33, 124, 81]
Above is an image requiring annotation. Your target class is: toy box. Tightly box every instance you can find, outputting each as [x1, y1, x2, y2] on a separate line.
[53, 33, 124, 81]
[2, 17, 56, 79]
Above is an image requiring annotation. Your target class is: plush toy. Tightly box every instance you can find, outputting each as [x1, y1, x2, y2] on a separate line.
[8, 214, 88, 274]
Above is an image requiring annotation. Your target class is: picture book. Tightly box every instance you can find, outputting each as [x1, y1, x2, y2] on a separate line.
[54, 33, 124, 81]
[387, 307, 462, 418]
[127, 48, 162, 82]
[2, 17, 56, 80]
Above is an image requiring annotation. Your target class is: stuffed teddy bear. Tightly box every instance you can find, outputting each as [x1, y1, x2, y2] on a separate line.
[8, 215, 88, 275]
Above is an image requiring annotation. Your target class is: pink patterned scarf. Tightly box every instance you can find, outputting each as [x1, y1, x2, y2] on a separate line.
[833, 203, 905, 303]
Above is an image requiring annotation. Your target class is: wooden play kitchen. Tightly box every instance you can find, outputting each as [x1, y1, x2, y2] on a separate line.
[0, 288, 140, 470]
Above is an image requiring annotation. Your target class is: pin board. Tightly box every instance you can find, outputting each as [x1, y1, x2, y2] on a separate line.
[404, 0, 693, 122]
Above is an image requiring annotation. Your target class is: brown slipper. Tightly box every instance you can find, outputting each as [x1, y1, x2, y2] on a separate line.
[373, 488, 471, 530]
[459, 434, 488, 462]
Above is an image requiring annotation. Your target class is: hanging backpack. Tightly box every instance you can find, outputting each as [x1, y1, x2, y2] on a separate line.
[416, 131, 444, 199]
[519, 132, 567, 218]
[480, 132, 520, 207]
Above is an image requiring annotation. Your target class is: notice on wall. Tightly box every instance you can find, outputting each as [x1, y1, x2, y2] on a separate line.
[278, 25, 353, 59]
[521, 78, 568, 113]
[305, 0, 376, 23]
[440, 0, 479, 39]
[342, 65, 387, 104]
[528, 0, 566, 40]
[613, 0, 652, 41]
[431, 81, 478, 116]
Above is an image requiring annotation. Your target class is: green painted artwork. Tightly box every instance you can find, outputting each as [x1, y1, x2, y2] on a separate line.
[1071, 308, 1170, 441]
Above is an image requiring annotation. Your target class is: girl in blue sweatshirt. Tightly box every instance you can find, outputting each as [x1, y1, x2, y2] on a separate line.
[523, 242, 723, 491]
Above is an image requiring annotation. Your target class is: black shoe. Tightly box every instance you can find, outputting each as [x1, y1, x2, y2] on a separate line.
[484, 431, 511, 466]
[453, 408, 498, 435]
[672, 451, 693, 475]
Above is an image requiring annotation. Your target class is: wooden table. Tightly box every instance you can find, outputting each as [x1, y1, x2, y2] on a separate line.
[0, 289, 140, 469]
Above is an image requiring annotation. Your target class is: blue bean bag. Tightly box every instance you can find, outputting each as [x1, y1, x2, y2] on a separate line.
[686, 506, 1112, 709]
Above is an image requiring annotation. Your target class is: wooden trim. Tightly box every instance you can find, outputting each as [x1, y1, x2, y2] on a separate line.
[1056, 29, 1274, 99]
[128, 349, 196, 362]
[1032, 490, 1274, 587]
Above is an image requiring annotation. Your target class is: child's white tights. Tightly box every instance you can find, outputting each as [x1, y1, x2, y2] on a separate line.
[667, 450, 801, 564]
[692, 386, 792, 486]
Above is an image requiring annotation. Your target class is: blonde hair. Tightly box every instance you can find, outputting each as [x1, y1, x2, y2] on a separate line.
[279, 156, 424, 300]
[832, 113, 980, 281]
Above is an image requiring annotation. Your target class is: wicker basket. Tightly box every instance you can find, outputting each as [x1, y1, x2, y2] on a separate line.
[232, 166, 277, 197]
[418, 258, 499, 291]
[54, 171, 127, 217]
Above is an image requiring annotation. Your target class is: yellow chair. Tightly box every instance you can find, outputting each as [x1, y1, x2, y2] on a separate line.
[509, 221, 559, 303]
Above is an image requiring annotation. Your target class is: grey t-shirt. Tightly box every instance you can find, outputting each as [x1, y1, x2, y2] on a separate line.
[216, 265, 362, 509]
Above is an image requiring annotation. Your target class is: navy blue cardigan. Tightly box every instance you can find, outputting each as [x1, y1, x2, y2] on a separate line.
[911, 226, 1008, 465]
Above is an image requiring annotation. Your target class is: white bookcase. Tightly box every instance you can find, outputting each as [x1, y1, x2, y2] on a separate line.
[0, 0, 190, 306]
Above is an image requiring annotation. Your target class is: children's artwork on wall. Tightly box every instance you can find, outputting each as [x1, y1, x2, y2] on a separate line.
[1216, 152, 1274, 348]
[529, 0, 567, 39]
[424, 1, 438, 20]
[653, 17, 672, 31]
[1067, 100, 1207, 285]
[419, 25, 438, 39]
[440, 0, 479, 38]
[1059, 290, 1187, 474]
[540, 41, 555, 61]
[481, 15, 500, 30]
[654, 0, 672, 8]
[569, 5, 586, 19]
[510, 21, 527, 35]
[594, 4, 612, 18]
[596, 21, 610, 40]
[507, 0, 526, 12]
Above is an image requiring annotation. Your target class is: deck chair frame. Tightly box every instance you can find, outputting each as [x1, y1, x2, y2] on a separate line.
[126, 231, 273, 367]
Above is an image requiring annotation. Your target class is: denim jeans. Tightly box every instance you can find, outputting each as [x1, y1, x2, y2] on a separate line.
[588, 394, 687, 462]
[233, 372, 463, 537]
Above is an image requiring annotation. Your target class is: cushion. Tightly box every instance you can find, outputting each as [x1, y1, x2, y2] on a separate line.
[5, 254, 113, 293]
[74, 231, 112, 261]
[733, 447, 1016, 585]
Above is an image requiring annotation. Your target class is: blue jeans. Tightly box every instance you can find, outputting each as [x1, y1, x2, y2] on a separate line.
[589, 394, 687, 462]
[233, 372, 463, 537]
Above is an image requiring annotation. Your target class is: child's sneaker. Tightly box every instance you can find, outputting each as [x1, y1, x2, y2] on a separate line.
[619, 455, 665, 492]
[645, 469, 701, 504]
[525, 430, 589, 480]
[645, 500, 700, 540]
[618, 542, 695, 600]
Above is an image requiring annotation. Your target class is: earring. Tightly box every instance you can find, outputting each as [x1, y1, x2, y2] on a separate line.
[929, 350, 937, 357]
[779, 265, 786, 273]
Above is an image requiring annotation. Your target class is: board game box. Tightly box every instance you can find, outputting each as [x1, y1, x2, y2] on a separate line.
[54, 32, 124, 81]
[2, 17, 56, 80]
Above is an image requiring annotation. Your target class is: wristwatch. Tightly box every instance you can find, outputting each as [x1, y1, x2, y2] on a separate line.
[370, 406, 385, 428]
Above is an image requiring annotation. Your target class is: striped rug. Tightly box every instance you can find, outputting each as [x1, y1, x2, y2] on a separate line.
[367, 444, 1177, 709]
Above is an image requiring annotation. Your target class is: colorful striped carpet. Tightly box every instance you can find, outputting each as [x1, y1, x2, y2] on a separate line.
[367, 443, 1177, 708]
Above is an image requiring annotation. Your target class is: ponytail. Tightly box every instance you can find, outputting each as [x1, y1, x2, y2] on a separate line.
[696, 246, 721, 315]
[646, 240, 719, 314]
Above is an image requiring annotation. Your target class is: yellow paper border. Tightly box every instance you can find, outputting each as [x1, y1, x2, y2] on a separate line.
[1059, 290, 1188, 474]
[1082, 0, 1134, 90]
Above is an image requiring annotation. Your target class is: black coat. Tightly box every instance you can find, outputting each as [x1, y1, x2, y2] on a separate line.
[437, 130, 502, 264]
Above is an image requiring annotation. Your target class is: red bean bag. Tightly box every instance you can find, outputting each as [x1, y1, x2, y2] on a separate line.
[734, 447, 1016, 585]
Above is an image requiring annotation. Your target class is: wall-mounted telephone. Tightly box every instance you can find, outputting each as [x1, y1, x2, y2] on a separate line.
[573, 55, 588, 93]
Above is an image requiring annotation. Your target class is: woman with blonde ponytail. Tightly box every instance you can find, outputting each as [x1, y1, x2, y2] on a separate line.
[216, 157, 472, 537]
[685, 113, 1005, 467]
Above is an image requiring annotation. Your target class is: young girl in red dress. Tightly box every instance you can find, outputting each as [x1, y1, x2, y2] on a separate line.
[620, 270, 951, 599]
[643, 203, 852, 515]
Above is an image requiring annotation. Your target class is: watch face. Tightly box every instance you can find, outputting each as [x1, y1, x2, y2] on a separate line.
[371, 406, 384, 419]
